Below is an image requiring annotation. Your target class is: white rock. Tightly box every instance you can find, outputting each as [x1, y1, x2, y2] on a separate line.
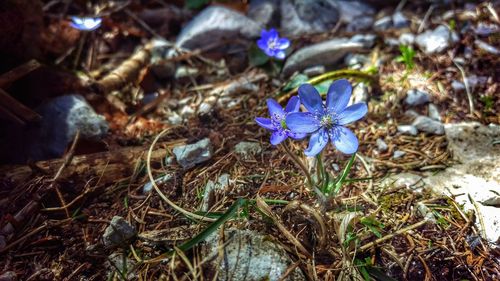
[173, 138, 213, 169]
[423, 122, 500, 243]
[399, 33, 415, 45]
[392, 11, 409, 29]
[475, 39, 500, 55]
[202, 229, 305, 280]
[428, 104, 441, 121]
[393, 150, 406, 159]
[349, 82, 369, 105]
[397, 125, 418, 136]
[373, 16, 392, 31]
[415, 25, 459, 54]
[376, 138, 388, 152]
[200, 174, 230, 212]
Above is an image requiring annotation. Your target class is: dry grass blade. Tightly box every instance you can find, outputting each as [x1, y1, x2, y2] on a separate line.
[256, 195, 311, 258]
[146, 127, 216, 222]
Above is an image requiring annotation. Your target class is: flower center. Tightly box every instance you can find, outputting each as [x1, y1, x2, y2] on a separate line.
[320, 114, 336, 128]
[280, 119, 287, 129]
[267, 38, 278, 49]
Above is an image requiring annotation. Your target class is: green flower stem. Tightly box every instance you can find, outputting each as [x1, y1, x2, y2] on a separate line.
[277, 69, 376, 104]
[316, 153, 325, 187]
[281, 140, 313, 189]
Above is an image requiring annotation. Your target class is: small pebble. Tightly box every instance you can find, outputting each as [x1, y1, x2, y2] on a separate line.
[376, 138, 388, 152]
[428, 104, 441, 121]
[405, 89, 430, 106]
[393, 150, 406, 159]
[413, 116, 444, 135]
[392, 11, 409, 29]
[397, 125, 418, 136]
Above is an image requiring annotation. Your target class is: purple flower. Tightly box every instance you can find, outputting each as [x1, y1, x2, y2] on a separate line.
[255, 97, 307, 145]
[257, 29, 290, 60]
[70, 16, 102, 31]
[286, 79, 367, 156]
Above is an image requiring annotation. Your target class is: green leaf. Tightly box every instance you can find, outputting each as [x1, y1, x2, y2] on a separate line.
[328, 153, 357, 195]
[167, 198, 246, 255]
[354, 258, 372, 281]
[360, 216, 385, 238]
[248, 44, 270, 67]
[314, 79, 333, 95]
[282, 73, 308, 92]
[185, 0, 210, 9]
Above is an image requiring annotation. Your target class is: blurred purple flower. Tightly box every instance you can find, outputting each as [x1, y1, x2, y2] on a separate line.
[70, 16, 102, 31]
[286, 79, 367, 156]
[255, 97, 306, 145]
[257, 29, 290, 60]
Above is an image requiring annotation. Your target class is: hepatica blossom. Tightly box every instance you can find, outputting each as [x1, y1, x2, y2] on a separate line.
[257, 29, 290, 60]
[286, 79, 367, 156]
[256, 97, 306, 145]
[70, 16, 102, 31]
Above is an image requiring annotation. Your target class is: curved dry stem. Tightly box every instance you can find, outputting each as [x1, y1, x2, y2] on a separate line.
[147, 128, 215, 222]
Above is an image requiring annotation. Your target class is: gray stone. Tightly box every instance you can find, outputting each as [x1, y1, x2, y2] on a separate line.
[405, 89, 431, 106]
[373, 16, 392, 31]
[142, 173, 174, 193]
[25, 95, 108, 162]
[475, 39, 500, 55]
[451, 80, 465, 92]
[350, 34, 377, 48]
[103, 216, 137, 248]
[384, 37, 400, 47]
[282, 37, 367, 77]
[399, 33, 415, 45]
[338, 0, 374, 31]
[428, 103, 441, 121]
[201, 174, 230, 212]
[176, 6, 260, 50]
[392, 11, 409, 29]
[280, 0, 339, 37]
[234, 141, 262, 160]
[415, 25, 459, 54]
[393, 150, 406, 159]
[474, 23, 499, 36]
[412, 116, 444, 135]
[303, 65, 326, 76]
[416, 202, 436, 222]
[247, 0, 280, 27]
[167, 112, 183, 125]
[106, 252, 136, 280]
[376, 138, 388, 152]
[344, 53, 368, 69]
[173, 138, 213, 169]
[202, 229, 305, 281]
[397, 125, 418, 136]
[404, 109, 419, 119]
[346, 17, 374, 32]
[336, 0, 375, 22]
